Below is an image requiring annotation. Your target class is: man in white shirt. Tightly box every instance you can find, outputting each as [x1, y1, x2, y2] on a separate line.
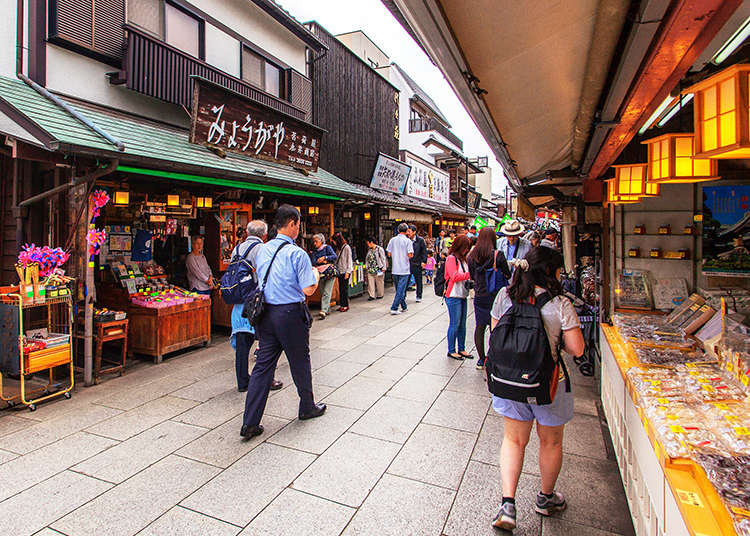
[386, 223, 414, 315]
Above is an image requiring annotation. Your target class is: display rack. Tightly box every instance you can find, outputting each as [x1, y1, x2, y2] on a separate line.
[0, 291, 74, 411]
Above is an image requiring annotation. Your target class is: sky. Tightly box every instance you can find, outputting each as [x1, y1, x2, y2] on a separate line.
[276, 0, 509, 195]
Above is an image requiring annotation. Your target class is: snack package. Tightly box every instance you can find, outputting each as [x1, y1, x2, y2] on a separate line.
[694, 447, 750, 511]
[632, 344, 707, 366]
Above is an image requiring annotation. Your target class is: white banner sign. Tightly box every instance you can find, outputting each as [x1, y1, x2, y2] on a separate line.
[404, 154, 450, 205]
[370, 153, 411, 194]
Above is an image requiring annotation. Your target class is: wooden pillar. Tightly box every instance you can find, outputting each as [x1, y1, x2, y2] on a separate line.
[328, 203, 334, 237]
[562, 205, 576, 274]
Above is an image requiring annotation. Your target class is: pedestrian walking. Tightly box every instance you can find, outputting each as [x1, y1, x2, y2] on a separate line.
[407, 224, 427, 302]
[240, 205, 325, 439]
[528, 231, 542, 248]
[365, 237, 387, 300]
[436, 229, 446, 257]
[497, 219, 532, 265]
[442, 229, 456, 256]
[386, 223, 413, 315]
[311, 233, 337, 320]
[540, 228, 560, 250]
[230, 220, 283, 393]
[332, 232, 353, 312]
[468, 227, 510, 369]
[487, 246, 585, 530]
[423, 249, 436, 285]
[444, 235, 473, 360]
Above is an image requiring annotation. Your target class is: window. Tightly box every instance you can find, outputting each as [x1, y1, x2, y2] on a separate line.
[241, 46, 282, 98]
[127, 0, 163, 38]
[165, 3, 201, 58]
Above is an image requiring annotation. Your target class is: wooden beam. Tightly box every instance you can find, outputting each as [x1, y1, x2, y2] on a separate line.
[588, 0, 742, 180]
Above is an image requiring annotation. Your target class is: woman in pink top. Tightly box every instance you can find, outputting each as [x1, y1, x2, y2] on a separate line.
[444, 235, 473, 360]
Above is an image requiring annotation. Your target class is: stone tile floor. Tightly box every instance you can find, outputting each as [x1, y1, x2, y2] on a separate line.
[0, 287, 635, 536]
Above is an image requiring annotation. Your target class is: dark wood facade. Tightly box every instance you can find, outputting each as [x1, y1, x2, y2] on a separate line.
[306, 23, 400, 185]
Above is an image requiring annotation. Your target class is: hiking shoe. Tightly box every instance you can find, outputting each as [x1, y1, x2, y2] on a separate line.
[535, 491, 567, 516]
[492, 501, 516, 530]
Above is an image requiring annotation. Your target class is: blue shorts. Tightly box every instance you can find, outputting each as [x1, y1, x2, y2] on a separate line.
[491, 381, 573, 427]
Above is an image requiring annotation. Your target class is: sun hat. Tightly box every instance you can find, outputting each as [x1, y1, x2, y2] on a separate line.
[499, 219, 525, 236]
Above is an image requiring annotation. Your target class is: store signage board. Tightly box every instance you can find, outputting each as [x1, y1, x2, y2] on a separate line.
[402, 153, 450, 205]
[370, 153, 411, 194]
[190, 78, 323, 172]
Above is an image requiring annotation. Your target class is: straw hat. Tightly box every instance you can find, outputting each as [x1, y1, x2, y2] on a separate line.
[499, 219, 525, 236]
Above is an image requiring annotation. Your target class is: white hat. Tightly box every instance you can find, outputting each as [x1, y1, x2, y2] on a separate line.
[500, 219, 525, 236]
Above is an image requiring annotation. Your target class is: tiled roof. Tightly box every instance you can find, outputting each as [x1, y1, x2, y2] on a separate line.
[0, 76, 362, 198]
[391, 63, 451, 127]
[353, 184, 438, 212]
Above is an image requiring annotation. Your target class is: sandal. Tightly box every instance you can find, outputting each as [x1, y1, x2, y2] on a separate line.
[458, 351, 474, 359]
[447, 352, 464, 361]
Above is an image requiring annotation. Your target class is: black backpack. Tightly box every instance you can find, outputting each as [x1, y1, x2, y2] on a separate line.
[434, 259, 446, 296]
[220, 241, 261, 304]
[486, 292, 570, 405]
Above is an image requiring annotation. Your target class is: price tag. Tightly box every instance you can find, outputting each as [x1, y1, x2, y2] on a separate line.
[649, 380, 662, 386]
[693, 214, 704, 222]
[677, 489, 704, 508]
[657, 398, 670, 405]
[666, 415, 679, 421]
[731, 507, 750, 517]
[686, 363, 697, 368]
[670, 425, 686, 434]
[742, 375, 749, 387]
[734, 427, 750, 436]
[713, 403, 730, 411]
[702, 385, 716, 392]
[727, 361, 735, 372]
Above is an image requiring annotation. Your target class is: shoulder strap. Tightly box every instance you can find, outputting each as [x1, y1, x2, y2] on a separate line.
[492, 250, 498, 271]
[534, 291, 552, 310]
[262, 242, 289, 289]
[243, 240, 261, 260]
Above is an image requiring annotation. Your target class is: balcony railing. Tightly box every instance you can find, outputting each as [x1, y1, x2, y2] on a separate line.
[408, 117, 463, 151]
[119, 26, 307, 121]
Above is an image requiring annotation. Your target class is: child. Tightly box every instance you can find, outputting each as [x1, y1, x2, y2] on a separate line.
[423, 249, 436, 284]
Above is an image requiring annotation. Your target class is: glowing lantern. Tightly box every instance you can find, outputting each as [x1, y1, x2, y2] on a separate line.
[113, 191, 130, 205]
[605, 179, 640, 205]
[642, 133, 719, 184]
[686, 64, 750, 158]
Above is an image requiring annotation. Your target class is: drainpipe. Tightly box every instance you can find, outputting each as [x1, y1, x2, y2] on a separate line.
[16, 0, 24, 75]
[571, 0, 630, 169]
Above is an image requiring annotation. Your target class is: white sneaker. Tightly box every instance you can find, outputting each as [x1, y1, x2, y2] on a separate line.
[390, 309, 402, 315]
[416, 298, 422, 302]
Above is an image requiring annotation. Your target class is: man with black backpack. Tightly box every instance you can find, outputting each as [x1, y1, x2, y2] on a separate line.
[229, 220, 283, 393]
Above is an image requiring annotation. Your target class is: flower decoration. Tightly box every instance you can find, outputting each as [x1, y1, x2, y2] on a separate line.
[86, 228, 107, 256]
[90, 189, 110, 221]
[18, 244, 71, 277]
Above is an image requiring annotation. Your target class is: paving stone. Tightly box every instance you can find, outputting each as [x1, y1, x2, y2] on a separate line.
[264, 383, 335, 420]
[85, 396, 198, 441]
[177, 414, 289, 468]
[542, 517, 626, 536]
[342, 473, 454, 536]
[318, 335, 370, 352]
[368, 330, 410, 348]
[0, 404, 122, 455]
[309, 347, 347, 370]
[471, 413, 541, 475]
[563, 413, 608, 460]
[423, 390, 490, 433]
[388, 423, 477, 489]
[407, 329, 446, 345]
[573, 383, 600, 417]
[310, 326, 355, 340]
[137, 506, 240, 536]
[337, 344, 392, 365]
[387, 370, 449, 403]
[72, 421, 207, 483]
[268, 405, 363, 454]
[359, 356, 413, 382]
[411, 352, 463, 376]
[172, 388, 245, 429]
[0, 448, 18, 464]
[293, 432, 400, 507]
[347, 324, 390, 339]
[0, 470, 112, 536]
[445, 363, 491, 394]
[553, 453, 635, 534]
[0, 415, 36, 438]
[53, 455, 220, 536]
[171, 370, 237, 402]
[444, 461, 542, 536]
[323, 375, 394, 411]
[241, 488, 354, 536]
[181, 443, 315, 527]
[313, 360, 368, 388]
[0, 432, 117, 502]
[349, 396, 429, 444]
[94, 375, 196, 411]
[31, 529, 66, 535]
[385, 341, 434, 361]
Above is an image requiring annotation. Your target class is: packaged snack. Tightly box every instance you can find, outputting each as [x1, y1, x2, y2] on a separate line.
[632, 345, 707, 366]
[694, 447, 750, 511]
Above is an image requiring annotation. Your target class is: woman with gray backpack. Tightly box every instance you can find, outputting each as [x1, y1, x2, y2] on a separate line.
[485, 246, 584, 531]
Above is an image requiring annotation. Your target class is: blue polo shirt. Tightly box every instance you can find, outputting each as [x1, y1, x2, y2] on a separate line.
[256, 234, 317, 304]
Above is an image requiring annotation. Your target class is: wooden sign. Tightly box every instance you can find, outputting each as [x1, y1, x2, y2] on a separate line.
[190, 78, 323, 172]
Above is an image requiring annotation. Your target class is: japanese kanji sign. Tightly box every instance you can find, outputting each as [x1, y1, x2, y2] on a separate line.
[370, 153, 411, 194]
[190, 78, 323, 172]
[402, 152, 449, 205]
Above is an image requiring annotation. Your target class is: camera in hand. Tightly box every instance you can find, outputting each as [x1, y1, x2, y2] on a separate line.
[465, 280, 474, 290]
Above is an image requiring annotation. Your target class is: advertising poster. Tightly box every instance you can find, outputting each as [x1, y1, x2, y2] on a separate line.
[403, 153, 450, 205]
[370, 153, 411, 194]
[702, 185, 750, 274]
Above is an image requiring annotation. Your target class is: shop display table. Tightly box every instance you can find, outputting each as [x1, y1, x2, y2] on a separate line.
[601, 324, 737, 535]
[74, 318, 128, 382]
[211, 289, 232, 328]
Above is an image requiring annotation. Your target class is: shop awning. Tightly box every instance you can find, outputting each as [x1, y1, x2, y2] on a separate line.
[0, 75, 363, 200]
[388, 208, 433, 224]
[353, 183, 441, 213]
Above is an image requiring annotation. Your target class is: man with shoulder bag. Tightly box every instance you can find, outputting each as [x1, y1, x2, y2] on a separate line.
[240, 205, 325, 439]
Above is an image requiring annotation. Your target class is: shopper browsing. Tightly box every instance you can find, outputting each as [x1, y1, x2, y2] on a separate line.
[444, 235, 473, 360]
[331, 233, 353, 312]
[487, 246, 585, 531]
[240, 205, 325, 440]
[407, 224, 427, 303]
[386, 223, 414, 315]
[311, 234, 337, 320]
[497, 220, 532, 266]
[365, 237, 387, 300]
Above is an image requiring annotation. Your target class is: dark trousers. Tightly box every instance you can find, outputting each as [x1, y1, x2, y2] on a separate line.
[336, 274, 349, 308]
[235, 332, 255, 391]
[410, 264, 423, 299]
[242, 303, 315, 427]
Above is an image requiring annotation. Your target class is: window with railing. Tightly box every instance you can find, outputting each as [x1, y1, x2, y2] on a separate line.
[241, 47, 282, 98]
[127, 0, 204, 59]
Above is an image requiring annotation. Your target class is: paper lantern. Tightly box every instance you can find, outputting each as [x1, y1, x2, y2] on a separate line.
[605, 179, 640, 205]
[364, 212, 371, 220]
[642, 133, 719, 184]
[113, 191, 129, 205]
[167, 195, 180, 206]
[195, 197, 213, 208]
[686, 64, 750, 158]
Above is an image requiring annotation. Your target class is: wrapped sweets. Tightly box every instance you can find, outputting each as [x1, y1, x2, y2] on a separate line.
[678, 364, 746, 403]
[632, 345, 707, 366]
[694, 447, 750, 511]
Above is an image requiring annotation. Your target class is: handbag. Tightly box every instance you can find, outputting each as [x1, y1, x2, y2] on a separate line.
[317, 263, 339, 280]
[485, 251, 509, 294]
[243, 242, 289, 326]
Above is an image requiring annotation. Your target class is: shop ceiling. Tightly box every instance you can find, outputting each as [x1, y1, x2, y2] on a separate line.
[384, 0, 745, 205]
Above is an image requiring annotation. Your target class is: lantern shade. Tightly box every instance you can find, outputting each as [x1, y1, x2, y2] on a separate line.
[612, 164, 650, 197]
[642, 133, 719, 184]
[113, 191, 129, 205]
[686, 64, 750, 158]
[605, 179, 640, 205]
[167, 195, 180, 206]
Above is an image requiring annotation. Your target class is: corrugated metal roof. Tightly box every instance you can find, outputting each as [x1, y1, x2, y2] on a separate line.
[0, 75, 362, 198]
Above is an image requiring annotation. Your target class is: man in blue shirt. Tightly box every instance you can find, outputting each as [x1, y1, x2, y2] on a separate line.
[241, 205, 324, 439]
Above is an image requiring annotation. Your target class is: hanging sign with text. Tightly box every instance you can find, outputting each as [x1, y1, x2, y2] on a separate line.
[190, 78, 323, 172]
[403, 152, 450, 205]
[370, 153, 412, 194]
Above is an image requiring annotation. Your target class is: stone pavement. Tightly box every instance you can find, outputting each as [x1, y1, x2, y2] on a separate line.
[0, 287, 634, 536]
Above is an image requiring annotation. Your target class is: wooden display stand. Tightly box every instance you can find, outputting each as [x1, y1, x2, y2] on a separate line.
[74, 318, 128, 382]
[211, 289, 232, 328]
[205, 203, 253, 273]
[307, 278, 339, 308]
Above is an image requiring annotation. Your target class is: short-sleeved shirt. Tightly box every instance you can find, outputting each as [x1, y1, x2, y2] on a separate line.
[386, 233, 414, 275]
[491, 286, 580, 359]
[256, 234, 316, 305]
